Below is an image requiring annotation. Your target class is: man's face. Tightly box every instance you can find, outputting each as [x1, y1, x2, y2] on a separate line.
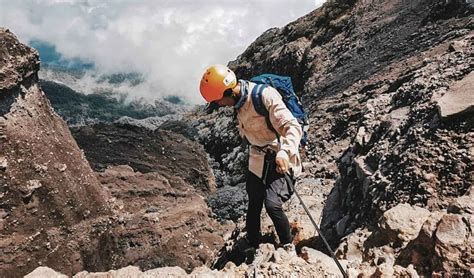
[214, 96, 236, 107]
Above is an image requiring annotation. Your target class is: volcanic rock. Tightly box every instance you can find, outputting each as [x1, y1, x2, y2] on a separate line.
[24, 267, 68, 278]
[437, 71, 474, 120]
[0, 27, 111, 277]
[94, 165, 227, 273]
[225, 0, 472, 275]
[71, 123, 216, 194]
[6, 0, 474, 276]
[434, 213, 471, 273]
[379, 204, 431, 244]
[300, 246, 347, 276]
[27, 244, 340, 277]
[206, 183, 248, 221]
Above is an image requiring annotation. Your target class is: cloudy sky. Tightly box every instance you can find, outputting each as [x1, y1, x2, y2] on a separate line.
[0, 0, 325, 103]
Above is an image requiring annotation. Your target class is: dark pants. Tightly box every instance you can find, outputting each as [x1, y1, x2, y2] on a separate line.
[245, 171, 292, 246]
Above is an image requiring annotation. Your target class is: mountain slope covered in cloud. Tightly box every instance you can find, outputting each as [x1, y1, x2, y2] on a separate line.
[40, 80, 181, 125]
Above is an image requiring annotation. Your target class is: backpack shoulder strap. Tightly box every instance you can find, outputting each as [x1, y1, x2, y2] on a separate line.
[251, 84, 268, 116]
[251, 84, 280, 141]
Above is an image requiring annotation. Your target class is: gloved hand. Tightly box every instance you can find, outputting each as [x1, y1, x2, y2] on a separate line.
[276, 157, 289, 174]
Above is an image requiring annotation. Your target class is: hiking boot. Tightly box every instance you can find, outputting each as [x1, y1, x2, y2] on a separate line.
[244, 246, 256, 264]
[283, 242, 296, 257]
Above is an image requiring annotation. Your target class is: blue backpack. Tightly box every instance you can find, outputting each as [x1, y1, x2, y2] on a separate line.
[250, 74, 309, 146]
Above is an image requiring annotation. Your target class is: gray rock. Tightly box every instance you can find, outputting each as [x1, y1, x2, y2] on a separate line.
[144, 266, 188, 277]
[435, 214, 469, 256]
[393, 264, 420, 277]
[74, 265, 188, 278]
[448, 40, 468, 52]
[300, 246, 347, 277]
[25, 267, 68, 278]
[437, 71, 474, 120]
[273, 244, 297, 264]
[336, 215, 350, 236]
[206, 183, 248, 221]
[336, 228, 370, 264]
[254, 243, 275, 265]
[0, 156, 7, 170]
[115, 114, 183, 131]
[74, 266, 143, 277]
[379, 204, 431, 243]
[447, 195, 474, 214]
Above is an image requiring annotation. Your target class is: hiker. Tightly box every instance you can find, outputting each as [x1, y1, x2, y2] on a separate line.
[199, 64, 302, 248]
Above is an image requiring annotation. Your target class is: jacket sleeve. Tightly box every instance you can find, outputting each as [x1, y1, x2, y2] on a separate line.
[261, 87, 302, 161]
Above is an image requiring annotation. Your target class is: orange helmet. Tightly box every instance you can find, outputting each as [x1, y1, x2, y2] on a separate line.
[199, 64, 237, 102]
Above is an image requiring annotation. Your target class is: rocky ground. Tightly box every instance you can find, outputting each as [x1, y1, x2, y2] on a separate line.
[71, 122, 216, 195]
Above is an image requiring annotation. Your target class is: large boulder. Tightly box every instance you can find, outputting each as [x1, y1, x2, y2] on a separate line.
[434, 214, 471, 274]
[437, 71, 474, 121]
[300, 246, 348, 276]
[24, 267, 67, 278]
[379, 204, 431, 245]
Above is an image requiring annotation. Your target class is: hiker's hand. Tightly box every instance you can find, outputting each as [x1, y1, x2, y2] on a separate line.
[276, 157, 289, 174]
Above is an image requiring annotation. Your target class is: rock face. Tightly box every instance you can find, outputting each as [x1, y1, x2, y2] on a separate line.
[226, 0, 473, 276]
[190, 107, 249, 221]
[92, 165, 227, 273]
[0, 28, 110, 231]
[0, 28, 226, 277]
[437, 71, 474, 120]
[71, 122, 216, 194]
[0, 27, 110, 276]
[379, 204, 431, 244]
[191, 107, 248, 189]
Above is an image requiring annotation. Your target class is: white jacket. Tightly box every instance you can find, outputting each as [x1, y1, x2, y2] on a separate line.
[236, 81, 302, 179]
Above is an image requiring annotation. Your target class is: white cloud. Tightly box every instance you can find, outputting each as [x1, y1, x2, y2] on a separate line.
[0, 0, 326, 103]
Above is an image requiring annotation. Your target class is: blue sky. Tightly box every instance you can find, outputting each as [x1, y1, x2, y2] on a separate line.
[0, 0, 325, 103]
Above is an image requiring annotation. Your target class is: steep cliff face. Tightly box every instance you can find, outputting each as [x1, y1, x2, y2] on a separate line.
[0, 28, 110, 232]
[230, 0, 472, 98]
[230, 0, 473, 218]
[0, 28, 226, 277]
[71, 122, 216, 194]
[0, 27, 110, 276]
[227, 0, 473, 275]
